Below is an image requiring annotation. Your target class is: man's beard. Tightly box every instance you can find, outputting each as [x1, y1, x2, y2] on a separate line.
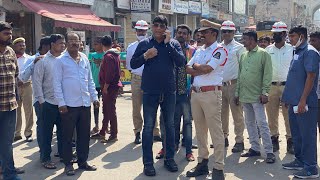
[176, 37, 185, 44]
[0, 39, 12, 46]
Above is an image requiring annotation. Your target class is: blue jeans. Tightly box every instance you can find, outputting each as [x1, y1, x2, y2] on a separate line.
[34, 102, 43, 154]
[142, 92, 176, 165]
[160, 94, 192, 155]
[0, 110, 20, 180]
[40, 102, 62, 162]
[288, 106, 318, 173]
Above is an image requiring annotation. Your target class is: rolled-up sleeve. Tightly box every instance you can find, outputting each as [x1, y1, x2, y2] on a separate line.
[304, 50, 320, 73]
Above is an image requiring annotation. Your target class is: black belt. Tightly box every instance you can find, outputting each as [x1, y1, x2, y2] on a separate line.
[271, 82, 286, 86]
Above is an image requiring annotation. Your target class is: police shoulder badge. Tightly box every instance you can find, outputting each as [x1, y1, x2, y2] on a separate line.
[213, 52, 221, 59]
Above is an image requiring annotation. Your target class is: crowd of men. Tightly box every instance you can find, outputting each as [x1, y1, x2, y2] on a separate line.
[0, 14, 320, 180]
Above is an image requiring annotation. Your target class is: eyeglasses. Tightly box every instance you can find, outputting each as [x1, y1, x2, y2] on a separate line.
[222, 30, 233, 34]
[177, 31, 188, 36]
[153, 23, 166, 29]
[201, 30, 212, 35]
[136, 29, 147, 32]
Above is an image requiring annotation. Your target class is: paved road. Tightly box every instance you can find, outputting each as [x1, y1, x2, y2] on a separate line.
[9, 91, 320, 180]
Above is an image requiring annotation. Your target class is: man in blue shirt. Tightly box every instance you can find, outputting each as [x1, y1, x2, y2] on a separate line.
[282, 26, 320, 179]
[131, 15, 185, 176]
[54, 33, 99, 176]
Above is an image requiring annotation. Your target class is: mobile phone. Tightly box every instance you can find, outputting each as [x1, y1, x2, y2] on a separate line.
[293, 105, 308, 113]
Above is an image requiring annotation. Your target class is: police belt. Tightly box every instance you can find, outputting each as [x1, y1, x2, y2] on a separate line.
[271, 81, 286, 86]
[192, 86, 221, 93]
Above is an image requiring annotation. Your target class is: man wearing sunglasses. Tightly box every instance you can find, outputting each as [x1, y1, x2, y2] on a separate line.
[131, 15, 185, 176]
[265, 22, 294, 154]
[186, 19, 227, 180]
[220, 20, 246, 153]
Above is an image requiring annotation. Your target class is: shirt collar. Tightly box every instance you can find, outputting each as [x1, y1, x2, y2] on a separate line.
[63, 51, 84, 62]
[249, 45, 259, 52]
[202, 41, 218, 50]
[222, 39, 235, 46]
[296, 41, 308, 50]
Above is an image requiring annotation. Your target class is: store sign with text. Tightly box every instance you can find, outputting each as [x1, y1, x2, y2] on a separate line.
[131, 0, 151, 12]
[174, 0, 189, 14]
[188, 1, 201, 15]
[117, 0, 130, 10]
[201, 2, 209, 18]
[209, 8, 219, 19]
[159, 0, 174, 14]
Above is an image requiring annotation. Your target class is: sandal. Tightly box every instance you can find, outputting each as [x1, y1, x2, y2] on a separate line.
[156, 149, 164, 159]
[42, 161, 57, 169]
[65, 165, 75, 176]
[186, 153, 195, 161]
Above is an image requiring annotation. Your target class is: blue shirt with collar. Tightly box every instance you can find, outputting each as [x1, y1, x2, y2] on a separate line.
[131, 36, 185, 94]
[53, 51, 98, 108]
[282, 41, 320, 107]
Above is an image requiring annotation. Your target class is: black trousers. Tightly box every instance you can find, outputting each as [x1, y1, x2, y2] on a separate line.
[60, 106, 91, 166]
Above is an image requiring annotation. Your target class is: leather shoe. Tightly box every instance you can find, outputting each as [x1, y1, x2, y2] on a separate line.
[25, 136, 33, 142]
[164, 159, 178, 172]
[211, 168, 225, 180]
[15, 167, 25, 174]
[144, 164, 156, 176]
[65, 165, 75, 176]
[14, 136, 22, 142]
[78, 163, 97, 171]
[153, 135, 162, 142]
[241, 148, 261, 157]
[134, 132, 141, 144]
[231, 142, 244, 153]
[186, 159, 209, 177]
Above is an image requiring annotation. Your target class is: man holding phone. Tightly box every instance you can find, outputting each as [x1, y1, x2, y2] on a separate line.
[131, 15, 185, 176]
[282, 26, 320, 179]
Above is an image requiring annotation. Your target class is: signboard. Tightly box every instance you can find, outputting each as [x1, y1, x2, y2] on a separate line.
[119, 52, 131, 85]
[159, 0, 174, 14]
[201, 2, 210, 18]
[209, 8, 219, 19]
[131, 13, 152, 24]
[117, 0, 130, 10]
[188, 1, 201, 15]
[174, 0, 189, 14]
[57, 0, 94, 5]
[131, 0, 151, 12]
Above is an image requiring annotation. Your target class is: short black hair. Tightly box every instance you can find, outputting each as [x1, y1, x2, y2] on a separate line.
[101, 35, 112, 47]
[152, 15, 168, 27]
[193, 28, 200, 37]
[50, 34, 65, 44]
[310, 31, 320, 39]
[66, 32, 81, 42]
[0, 21, 12, 32]
[176, 24, 192, 35]
[258, 35, 271, 43]
[289, 25, 308, 38]
[94, 36, 103, 43]
[38, 36, 51, 51]
[243, 30, 258, 42]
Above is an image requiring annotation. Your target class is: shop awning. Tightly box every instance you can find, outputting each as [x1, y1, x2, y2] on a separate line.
[19, 0, 120, 32]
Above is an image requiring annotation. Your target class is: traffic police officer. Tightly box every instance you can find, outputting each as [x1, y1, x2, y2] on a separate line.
[220, 20, 246, 153]
[186, 19, 227, 180]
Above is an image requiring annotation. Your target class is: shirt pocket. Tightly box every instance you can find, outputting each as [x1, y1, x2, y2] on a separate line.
[5, 56, 17, 73]
[79, 64, 89, 81]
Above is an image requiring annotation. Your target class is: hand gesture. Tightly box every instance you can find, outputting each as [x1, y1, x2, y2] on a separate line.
[59, 106, 68, 114]
[259, 95, 269, 104]
[164, 29, 171, 44]
[34, 55, 44, 64]
[93, 100, 100, 109]
[144, 47, 158, 60]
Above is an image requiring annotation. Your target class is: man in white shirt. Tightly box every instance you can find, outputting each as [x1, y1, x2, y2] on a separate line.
[54, 32, 99, 176]
[19, 36, 51, 151]
[265, 22, 294, 154]
[33, 34, 65, 169]
[220, 20, 246, 153]
[13, 37, 33, 142]
[309, 31, 320, 132]
[186, 19, 227, 180]
[126, 20, 161, 144]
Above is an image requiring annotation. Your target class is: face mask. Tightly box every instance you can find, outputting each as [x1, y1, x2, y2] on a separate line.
[273, 34, 283, 43]
[293, 35, 303, 48]
[136, 34, 147, 41]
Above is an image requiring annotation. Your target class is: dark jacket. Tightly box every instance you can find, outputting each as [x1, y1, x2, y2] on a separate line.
[99, 48, 121, 88]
